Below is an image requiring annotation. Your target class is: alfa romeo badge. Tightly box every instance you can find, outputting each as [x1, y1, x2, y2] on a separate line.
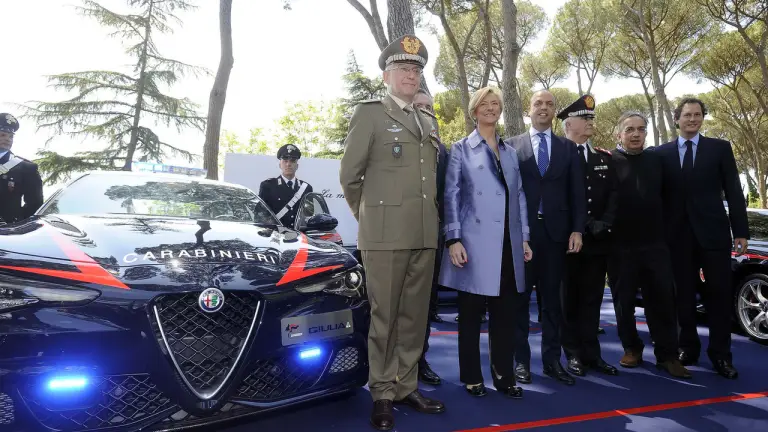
[199, 288, 225, 313]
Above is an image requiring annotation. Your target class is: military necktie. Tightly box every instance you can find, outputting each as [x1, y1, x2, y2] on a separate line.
[287, 180, 293, 190]
[577, 145, 586, 169]
[404, 105, 423, 139]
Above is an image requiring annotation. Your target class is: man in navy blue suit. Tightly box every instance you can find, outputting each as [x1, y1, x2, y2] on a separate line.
[656, 98, 749, 380]
[505, 90, 587, 386]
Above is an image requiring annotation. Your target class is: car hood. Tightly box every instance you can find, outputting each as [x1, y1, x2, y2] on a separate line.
[0, 215, 358, 290]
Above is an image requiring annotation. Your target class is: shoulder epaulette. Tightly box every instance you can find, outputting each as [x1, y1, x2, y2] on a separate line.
[358, 99, 382, 104]
[595, 147, 612, 155]
[419, 108, 437, 119]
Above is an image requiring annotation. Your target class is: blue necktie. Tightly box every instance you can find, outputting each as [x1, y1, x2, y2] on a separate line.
[537, 133, 549, 214]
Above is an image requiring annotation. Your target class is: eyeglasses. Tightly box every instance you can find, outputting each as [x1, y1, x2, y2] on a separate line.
[388, 65, 423, 76]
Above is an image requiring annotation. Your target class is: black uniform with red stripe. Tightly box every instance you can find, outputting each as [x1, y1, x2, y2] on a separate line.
[258, 176, 313, 227]
[562, 142, 617, 366]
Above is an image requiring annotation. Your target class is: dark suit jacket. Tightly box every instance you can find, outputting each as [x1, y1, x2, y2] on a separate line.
[0, 151, 44, 223]
[656, 135, 749, 250]
[505, 132, 586, 243]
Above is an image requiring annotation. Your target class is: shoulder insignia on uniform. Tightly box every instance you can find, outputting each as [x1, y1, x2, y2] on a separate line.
[595, 147, 612, 155]
[419, 108, 437, 119]
[358, 99, 382, 104]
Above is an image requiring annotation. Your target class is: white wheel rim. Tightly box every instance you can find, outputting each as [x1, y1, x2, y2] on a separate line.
[737, 279, 768, 340]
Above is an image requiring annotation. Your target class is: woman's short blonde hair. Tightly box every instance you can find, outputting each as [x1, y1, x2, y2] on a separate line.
[468, 86, 504, 120]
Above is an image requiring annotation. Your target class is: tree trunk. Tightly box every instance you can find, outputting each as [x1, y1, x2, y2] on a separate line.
[640, 80, 658, 146]
[347, 0, 388, 50]
[124, 1, 153, 171]
[203, 0, 234, 181]
[477, 0, 492, 88]
[501, 0, 525, 137]
[760, 173, 767, 209]
[436, 0, 475, 134]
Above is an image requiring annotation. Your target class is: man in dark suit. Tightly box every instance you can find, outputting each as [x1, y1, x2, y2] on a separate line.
[505, 90, 586, 386]
[258, 144, 314, 228]
[657, 98, 748, 379]
[414, 89, 444, 386]
[0, 113, 44, 224]
[557, 95, 619, 378]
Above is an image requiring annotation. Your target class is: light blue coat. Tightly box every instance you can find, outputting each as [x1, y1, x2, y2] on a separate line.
[438, 129, 529, 296]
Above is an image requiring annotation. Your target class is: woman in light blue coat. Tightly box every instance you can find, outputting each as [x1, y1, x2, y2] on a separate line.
[438, 86, 532, 398]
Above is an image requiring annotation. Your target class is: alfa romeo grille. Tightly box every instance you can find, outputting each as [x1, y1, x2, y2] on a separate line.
[329, 347, 359, 374]
[153, 292, 261, 400]
[0, 393, 14, 425]
[21, 374, 173, 431]
[235, 356, 325, 401]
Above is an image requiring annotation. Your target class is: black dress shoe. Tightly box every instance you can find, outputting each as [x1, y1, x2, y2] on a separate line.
[395, 390, 445, 414]
[497, 385, 523, 399]
[418, 361, 441, 385]
[567, 357, 586, 376]
[678, 350, 699, 366]
[713, 360, 738, 379]
[515, 363, 532, 384]
[588, 358, 619, 376]
[370, 400, 394, 431]
[543, 362, 576, 385]
[429, 312, 444, 323]
[465, 384, 487, 397]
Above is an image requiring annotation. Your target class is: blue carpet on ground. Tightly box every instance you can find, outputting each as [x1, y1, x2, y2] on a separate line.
[222, 289, 768, 431]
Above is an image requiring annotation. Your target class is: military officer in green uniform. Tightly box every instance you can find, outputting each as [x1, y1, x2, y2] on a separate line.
[0, 113, 44, 224]
[557, 96, 620, 377]
[339, 35, 445, 431]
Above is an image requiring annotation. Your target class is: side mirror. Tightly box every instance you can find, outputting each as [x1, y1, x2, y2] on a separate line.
[304, 213, 338, 232]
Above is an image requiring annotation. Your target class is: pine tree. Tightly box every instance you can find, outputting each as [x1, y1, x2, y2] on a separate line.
[325, 51, 388, 146]
[20, 0, 208, 185]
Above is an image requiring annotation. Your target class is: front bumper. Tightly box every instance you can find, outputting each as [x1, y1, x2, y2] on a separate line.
[0, 290, 370, 432]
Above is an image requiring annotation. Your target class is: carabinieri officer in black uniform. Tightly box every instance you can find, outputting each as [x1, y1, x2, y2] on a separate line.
[258, 144, 313, 227]
[0, 113, 44, 224]
[556, 96, 619, 377]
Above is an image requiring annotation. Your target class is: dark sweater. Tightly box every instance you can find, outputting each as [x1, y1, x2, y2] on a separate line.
[610, 149, 665, 247]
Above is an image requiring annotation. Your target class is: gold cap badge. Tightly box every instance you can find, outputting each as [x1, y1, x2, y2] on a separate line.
[584, 95, 595, 109]
[401, 36, 421, 55]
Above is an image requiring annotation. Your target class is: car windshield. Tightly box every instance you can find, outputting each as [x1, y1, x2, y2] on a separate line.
[39, 173, 280, 225]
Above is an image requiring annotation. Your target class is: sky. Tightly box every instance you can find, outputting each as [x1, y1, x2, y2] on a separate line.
[1, 0, 713, 191]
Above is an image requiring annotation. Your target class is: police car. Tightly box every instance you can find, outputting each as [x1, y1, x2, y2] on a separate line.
[0, 171, 369, 432]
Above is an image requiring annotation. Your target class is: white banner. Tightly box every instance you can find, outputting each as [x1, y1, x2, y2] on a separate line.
[223, 153, 358, 247]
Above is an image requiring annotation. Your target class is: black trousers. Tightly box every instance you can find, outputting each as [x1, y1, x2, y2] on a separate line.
[514, 217, 567, 366]
[562, 252, 608, 363]
[457, 232, 518, 387]
[612, 243, 679, 362]
[421, 234, 444, 361]
[674, 223, 733, 362]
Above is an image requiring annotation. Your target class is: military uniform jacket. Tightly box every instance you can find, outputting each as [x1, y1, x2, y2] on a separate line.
[0, 151, 44, 224]
[578, 143, 617, 255]
[339, 95, 440, 251]
[258, 176, 313, 228]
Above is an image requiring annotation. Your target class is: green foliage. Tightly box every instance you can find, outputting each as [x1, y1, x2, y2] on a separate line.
[432, 0, 548, 91]
[326, 51, 388, 145]
[19, 0, 207, 185]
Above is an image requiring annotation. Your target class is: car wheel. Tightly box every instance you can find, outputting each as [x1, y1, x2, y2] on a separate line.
[734, 273, 768, 345]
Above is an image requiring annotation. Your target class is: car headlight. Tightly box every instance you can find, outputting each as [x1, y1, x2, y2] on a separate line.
[294, 269, 365, 298]
[0, 274, 101, 313]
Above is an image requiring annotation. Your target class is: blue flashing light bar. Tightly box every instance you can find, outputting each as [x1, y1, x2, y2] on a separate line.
[47, 377, 88, 391]
[299, 348, 322, 359]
